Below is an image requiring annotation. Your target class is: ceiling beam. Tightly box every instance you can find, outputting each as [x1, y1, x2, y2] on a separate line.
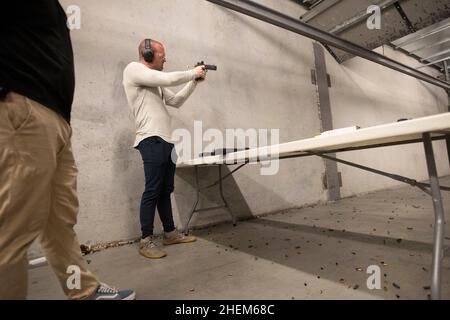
[205, 0, 450, 90]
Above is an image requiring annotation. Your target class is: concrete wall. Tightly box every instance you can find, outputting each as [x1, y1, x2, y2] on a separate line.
[52, 0, 449, 246]
[326, 45, 449, 197]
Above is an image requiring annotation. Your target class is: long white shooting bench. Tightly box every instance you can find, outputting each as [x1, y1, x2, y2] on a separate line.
[177, 112, 450, 299]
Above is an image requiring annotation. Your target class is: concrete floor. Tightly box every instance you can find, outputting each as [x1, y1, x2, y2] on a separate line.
[28, 176, 450, 300]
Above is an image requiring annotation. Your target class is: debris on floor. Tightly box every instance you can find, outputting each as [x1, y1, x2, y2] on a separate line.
[80, 244, 92, 255]
[81, 238, 140, 255]
[392, 283, 401, 289]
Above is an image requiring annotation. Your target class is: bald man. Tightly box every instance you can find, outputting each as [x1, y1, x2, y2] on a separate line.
[123, 39, 206, 259]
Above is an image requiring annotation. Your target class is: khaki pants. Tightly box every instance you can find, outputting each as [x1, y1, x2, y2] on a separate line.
[0, 92, 99, 299]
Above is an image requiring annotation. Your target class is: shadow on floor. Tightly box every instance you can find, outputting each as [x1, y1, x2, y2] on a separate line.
[194, 214, 449, 299]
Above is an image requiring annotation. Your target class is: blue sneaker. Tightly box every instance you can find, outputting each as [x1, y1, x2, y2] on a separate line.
[89, 283, 136, 300]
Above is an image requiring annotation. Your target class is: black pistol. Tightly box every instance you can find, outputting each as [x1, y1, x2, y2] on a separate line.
[195, 61, 217, 80]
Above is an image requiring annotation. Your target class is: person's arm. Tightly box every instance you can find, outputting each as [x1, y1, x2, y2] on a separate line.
[126, 63, 197, 87]
[163, 80, 198, 108]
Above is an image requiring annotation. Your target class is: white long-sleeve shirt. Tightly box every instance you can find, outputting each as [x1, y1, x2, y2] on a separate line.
[123, 61, 198, 147]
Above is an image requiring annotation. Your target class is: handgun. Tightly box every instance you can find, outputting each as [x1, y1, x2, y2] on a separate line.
[195, 61, 217, 80]
[195, 61, 217, 71]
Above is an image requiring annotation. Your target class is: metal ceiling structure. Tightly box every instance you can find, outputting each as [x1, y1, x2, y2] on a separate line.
[296, 0, 450, 64]
[205, 0, 450, 90]
[392, 17, 450, 72]
[293, 0, 324, 10]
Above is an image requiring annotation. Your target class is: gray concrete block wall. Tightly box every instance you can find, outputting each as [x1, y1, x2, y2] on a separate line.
[49, 0, 449, 247]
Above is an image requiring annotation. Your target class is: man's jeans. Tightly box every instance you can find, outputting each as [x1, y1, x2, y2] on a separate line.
[137, 136, 176, 238]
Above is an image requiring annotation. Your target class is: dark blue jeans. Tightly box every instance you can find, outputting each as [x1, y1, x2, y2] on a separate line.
[137, 136, 176, 238]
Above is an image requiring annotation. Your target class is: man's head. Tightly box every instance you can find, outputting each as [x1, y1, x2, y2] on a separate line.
[139, 39, 166, 71]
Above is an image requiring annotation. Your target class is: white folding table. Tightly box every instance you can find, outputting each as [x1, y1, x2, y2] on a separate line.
[177, 112, 450, 299]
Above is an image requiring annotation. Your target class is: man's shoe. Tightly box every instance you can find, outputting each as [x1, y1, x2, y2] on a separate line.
[163, 229, 197, 245]
[88, 283, 136, 300]
[139, 236, 167, 259]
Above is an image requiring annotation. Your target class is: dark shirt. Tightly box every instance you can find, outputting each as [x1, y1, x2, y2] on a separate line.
[0, 0, 75, 123]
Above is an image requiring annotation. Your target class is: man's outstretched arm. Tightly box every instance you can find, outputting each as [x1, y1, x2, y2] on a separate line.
[163, 81, 199, 108]
[125, 63, 196, 87]
[124, 63, 205, 88]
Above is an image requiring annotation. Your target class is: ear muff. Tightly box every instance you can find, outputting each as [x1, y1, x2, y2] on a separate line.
[143, 39, 154, 63]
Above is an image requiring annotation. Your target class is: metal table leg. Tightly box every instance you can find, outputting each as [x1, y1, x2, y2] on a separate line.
[184, 166, 200, 235]
[423, 133, 446, 300]
[219, 165, 237, 226]
[184, 165, 236, 235]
